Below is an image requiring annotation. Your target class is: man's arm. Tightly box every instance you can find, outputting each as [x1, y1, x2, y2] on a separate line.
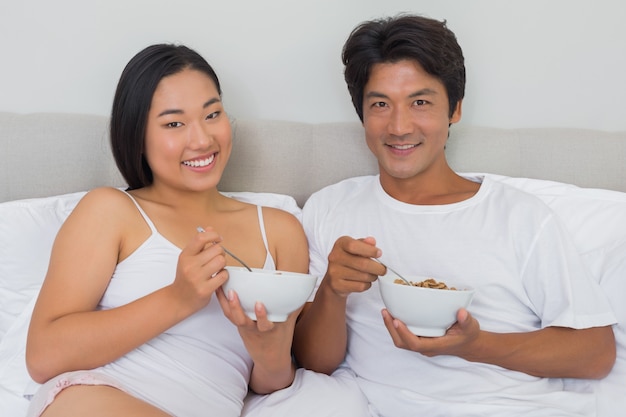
[471, 325, 615, 379]
[293, 236, 385, 374]
[383, 308, 616, 379]
[293, 283, 349, 374]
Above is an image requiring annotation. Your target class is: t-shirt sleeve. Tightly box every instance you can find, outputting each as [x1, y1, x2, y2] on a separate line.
[521, 214, 617, 329]
[301, 192, 332, 300]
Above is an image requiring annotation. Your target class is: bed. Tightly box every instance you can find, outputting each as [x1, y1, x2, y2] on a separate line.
[1, 112, 625, 415]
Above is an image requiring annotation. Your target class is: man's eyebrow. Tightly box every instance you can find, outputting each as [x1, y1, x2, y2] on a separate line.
[365, 88, 438, 100]
[365, 91, 390, 100]
[408, 88, 438, 98]
[157, 97, 221, 117]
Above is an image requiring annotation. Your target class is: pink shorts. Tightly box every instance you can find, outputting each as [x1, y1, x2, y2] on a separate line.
[26, 370, 125, 417]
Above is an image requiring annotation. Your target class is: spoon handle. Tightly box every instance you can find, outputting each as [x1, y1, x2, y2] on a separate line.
[196, 226, 253, 272]
[371, 258, 412, 286]
[222, 247, 253, 272]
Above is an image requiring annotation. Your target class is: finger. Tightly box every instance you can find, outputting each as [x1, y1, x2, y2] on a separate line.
[225, 289, 254, 325]
[176, 242, 226, 286]
[382, 309, 407, 348]
[181, 249, 225, 285]
[207, 268, 229, 285]
[193, 226, 223, 253]
[360, 236, 378, 246]
[344, 238, 388, 276]
[186, 231, 227, 275]
[341, 236, 381, 259]
[456, 308, 469, 324]
[393, 319, 422, 348]
[253, 302, 275, 332]
[215, 286, 231, 315]
[328, 244, 383, 279]
[191, 269, 228, 302]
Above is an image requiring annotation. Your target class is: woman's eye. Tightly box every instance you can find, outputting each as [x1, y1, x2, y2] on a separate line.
[166, 122, 183, 128]
[206, 111, 220, 120]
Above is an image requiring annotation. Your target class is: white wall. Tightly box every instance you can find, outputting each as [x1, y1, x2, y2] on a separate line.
[1, 0, 624, 130]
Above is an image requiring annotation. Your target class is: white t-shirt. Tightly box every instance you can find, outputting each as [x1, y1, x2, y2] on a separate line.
[302, 174, 615, 417]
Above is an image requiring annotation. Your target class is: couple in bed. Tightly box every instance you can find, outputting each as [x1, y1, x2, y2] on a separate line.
[25, 14, 615, 417]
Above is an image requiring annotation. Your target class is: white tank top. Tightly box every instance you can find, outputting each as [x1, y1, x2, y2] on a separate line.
[92, 192, 276, 416]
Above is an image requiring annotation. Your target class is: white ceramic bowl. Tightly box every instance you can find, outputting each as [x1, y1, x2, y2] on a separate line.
[378, 274, 475, 337]
[223, 266, 317, 322]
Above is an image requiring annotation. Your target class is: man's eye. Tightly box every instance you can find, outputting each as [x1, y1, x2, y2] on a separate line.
[413, 99, 427, 106]
[207, 111, 220, 120]
[372, 102, 387, 108]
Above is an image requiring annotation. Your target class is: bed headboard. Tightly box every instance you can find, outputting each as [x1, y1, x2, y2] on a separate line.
[2, 112, 625, 206]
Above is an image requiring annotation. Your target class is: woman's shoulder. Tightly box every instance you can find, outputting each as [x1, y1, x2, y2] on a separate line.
[69, 187, 140, 225]
[259, 206, 308, 271]
[224, 197, 303, 231]
[220, 194, 299, 222]
[80, 186, 131, 202]
[261, 206, 307, 261]
[261, 205, 302, 227]
[52, 187, 144, 260]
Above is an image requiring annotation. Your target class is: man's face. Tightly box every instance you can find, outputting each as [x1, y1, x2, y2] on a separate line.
[362, 59, 461, 184]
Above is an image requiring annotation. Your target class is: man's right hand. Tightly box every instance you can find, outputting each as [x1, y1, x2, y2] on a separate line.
[322, 236, 386, 297]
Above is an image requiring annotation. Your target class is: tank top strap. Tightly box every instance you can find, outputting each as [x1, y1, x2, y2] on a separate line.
[121, 190, 158, 234]
[256, 205, 270, 255]
[256, 205, 276, 270]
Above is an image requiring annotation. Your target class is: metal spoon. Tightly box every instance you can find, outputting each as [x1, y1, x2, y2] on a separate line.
[196, 226, 253, 272]
[222, 247, 253, 272]
[371, 257, 412, 286]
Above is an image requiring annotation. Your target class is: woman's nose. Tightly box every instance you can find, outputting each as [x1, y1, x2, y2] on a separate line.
[188, 122, 212, 149]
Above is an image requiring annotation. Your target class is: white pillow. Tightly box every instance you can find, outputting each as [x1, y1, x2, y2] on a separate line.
[0, 298, 36, 414]
[0, 191, 86, 341]
[0, 189, 301, 416]
[477, 173, 626, 417]
[0, 191, 86, 416]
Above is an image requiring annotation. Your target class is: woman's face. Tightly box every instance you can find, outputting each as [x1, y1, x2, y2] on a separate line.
[144, 68, 232, 193]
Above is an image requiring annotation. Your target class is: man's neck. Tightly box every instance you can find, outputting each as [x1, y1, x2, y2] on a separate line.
[379, 168, 480, 205]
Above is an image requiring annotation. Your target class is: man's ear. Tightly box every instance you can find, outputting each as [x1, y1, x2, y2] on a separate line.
[450, 100, 463, 124]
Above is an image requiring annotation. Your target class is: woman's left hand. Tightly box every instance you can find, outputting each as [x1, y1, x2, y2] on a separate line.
[216, 286, 298, 393]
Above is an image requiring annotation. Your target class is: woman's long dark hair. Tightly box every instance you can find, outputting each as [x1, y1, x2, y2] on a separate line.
[110, 44, 221, 189]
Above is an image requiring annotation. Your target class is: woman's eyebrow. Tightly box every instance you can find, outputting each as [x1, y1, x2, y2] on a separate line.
[157, 97, 222, 118]
[157, 108, 183, 117]
[203, 97, 221, 108]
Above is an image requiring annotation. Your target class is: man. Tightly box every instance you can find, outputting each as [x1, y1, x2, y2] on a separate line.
[293, 14, 616, 417]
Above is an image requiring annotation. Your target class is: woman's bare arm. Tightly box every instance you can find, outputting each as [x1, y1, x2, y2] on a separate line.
[26, 188, 227, 383]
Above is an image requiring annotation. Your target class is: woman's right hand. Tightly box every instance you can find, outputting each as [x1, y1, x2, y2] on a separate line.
[172, 226, 229, 312]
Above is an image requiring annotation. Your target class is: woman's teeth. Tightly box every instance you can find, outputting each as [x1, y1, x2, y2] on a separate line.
[183, 155, 215, 167]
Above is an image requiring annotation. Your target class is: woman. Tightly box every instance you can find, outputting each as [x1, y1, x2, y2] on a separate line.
[24, 44, 308, 417]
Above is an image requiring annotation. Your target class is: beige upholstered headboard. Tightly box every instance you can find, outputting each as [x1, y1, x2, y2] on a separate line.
[2, 112, 625, 206]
